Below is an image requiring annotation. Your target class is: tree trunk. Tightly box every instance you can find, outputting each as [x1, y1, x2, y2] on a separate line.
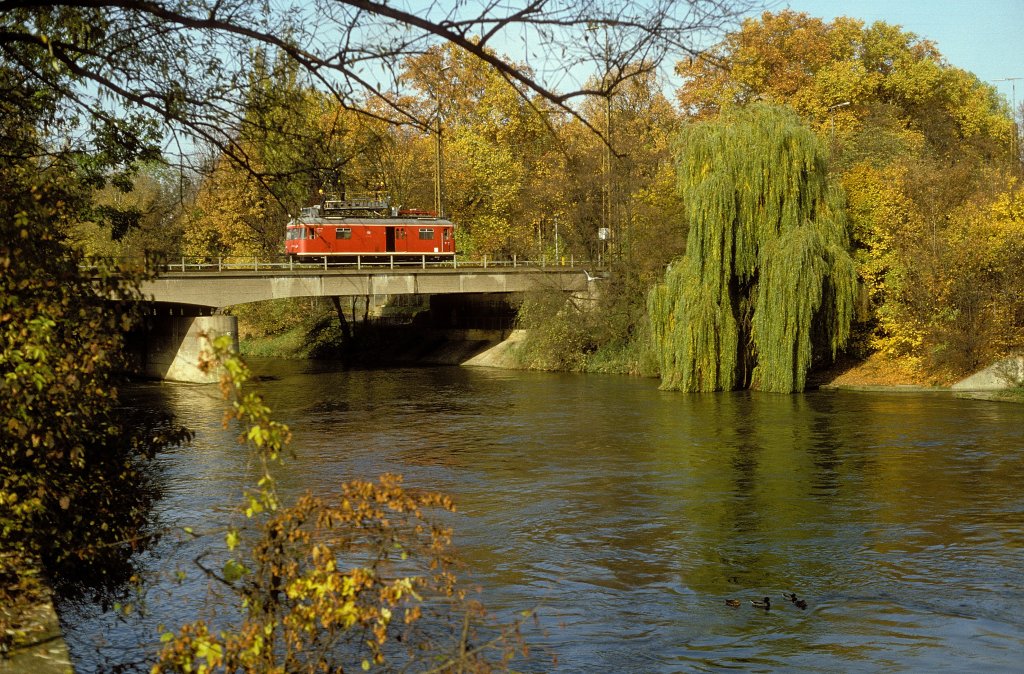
[330, 296, 351, 343]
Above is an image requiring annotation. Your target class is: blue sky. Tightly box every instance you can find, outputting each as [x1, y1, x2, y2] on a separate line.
[778, 0, 1024, 108]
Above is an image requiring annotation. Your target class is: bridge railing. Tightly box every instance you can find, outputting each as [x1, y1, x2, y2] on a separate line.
[82, 254, 602, 274]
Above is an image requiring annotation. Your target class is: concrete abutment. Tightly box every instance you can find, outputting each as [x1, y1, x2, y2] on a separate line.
[136, 314, 239, 383]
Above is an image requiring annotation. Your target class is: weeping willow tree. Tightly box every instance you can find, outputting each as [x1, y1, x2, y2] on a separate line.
[649, 104, 858, 394]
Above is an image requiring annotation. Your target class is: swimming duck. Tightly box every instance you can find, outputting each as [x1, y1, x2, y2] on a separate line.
[783, 592, 808, 609]
[725, 599, 741, 607]
[751, 597, 771, 609]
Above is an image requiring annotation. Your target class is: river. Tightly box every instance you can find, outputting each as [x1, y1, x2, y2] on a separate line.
[58, 361, 1024, 672]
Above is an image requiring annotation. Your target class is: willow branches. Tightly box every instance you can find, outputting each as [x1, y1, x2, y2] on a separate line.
[650, 104, 858, 393]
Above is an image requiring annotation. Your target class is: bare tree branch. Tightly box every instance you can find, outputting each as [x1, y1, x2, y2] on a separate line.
[0, 0, 753, 146]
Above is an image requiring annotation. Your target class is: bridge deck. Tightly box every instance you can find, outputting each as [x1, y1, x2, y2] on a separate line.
[140, 266, 593, 308]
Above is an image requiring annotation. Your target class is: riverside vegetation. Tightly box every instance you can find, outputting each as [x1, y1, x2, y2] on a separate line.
[2, 1, 752, 667]
[2, 1, 1023, 670]
[152, 336, 528, 672]
[166, 11, 1021, 391]
[516, 12, 1024, 391]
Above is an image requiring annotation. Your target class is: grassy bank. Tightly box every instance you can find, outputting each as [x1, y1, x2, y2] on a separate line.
[231, 297, 1023, 403]
[234, 298, 509, 367]
[239, 317, 347, 360]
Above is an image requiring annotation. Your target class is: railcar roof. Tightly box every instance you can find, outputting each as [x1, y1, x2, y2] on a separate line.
[289, 217, 454, 226]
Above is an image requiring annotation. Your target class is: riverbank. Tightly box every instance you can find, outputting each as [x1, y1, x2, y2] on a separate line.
[240, 319, 517, 367]
[812, 353, 1023, 402]
[811, 352, 950, 389]
[0, 556, 73, 673]
[467, 332, 1023, 403]
[240, 319, 1024, 402]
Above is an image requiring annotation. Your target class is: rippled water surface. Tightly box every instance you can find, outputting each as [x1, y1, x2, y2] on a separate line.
[60, 362, 1024, 671]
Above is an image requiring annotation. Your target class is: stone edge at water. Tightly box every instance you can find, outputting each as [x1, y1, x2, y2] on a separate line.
[951, 356, 1024, 391]
[461, 329, 526, 369]
[1, 577, 73, 674]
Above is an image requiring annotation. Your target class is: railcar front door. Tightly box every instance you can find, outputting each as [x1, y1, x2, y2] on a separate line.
[386, 227, 410, 253]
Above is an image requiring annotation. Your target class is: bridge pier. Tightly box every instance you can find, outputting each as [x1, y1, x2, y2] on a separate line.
[129, 265, 594, 381]
[139, 314, 239, 383]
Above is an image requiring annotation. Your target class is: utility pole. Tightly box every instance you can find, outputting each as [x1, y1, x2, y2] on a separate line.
[434, 119, 443, 216]
[433, 64, 451, 217]
[588, 23, 616, 261]
[554, 218, 560, 264]
[602, 33, 616, 261]
[605, 87, 612, 258]
[828, 101, 850, 149]
[994, 77, 1021, 164]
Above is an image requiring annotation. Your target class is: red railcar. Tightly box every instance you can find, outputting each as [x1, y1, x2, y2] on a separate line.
[284, 196, 455, 261]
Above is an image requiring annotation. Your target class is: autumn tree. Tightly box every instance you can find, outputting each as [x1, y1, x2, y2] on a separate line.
[0, 45, 188, 654]
[183, 51, 381, 257]
[71, 162, 190, 259]
[675, 11, 1012, 147]
[928, 186, 1024, 370]
[550, 62, 684, 266]
[400, 43, 553, 256]
[649, 104, 857, 393]
[516, 63, 685, 371]
[675, 10, 1020, 377]
[347, 109, 437, 211]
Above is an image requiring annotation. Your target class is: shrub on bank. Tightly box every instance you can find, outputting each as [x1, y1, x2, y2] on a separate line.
[1, 180, 189, 655]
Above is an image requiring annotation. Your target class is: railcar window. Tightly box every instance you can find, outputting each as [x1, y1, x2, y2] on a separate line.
[335, 228, 352, 239]
[418, 228, 435, 240]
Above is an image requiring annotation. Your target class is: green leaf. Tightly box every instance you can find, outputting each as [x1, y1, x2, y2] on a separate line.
[222, 558, 250, 583]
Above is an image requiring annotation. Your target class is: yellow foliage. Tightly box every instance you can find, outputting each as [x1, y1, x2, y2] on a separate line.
[991, 179, 1024, 221]
[675, 10, 1011, 151]
[184, 153, 272, 257]
[154, 339, 520, 672]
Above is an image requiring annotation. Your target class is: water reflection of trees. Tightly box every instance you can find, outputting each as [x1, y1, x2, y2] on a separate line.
[59, 369, 1024, 671]
[647, 390, 1024, 608]
[52, 384, 193, 602]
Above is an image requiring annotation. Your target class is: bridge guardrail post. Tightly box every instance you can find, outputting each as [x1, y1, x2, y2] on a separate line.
[421, 255, 426, 270]
[513, 254, 517, 268]
[181, 257, 186, 272]
[483, 255, 487, 269]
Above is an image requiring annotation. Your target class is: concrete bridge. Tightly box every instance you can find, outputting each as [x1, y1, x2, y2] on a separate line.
[140, 263, 591, 309]
[132, 257, 598, 383]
